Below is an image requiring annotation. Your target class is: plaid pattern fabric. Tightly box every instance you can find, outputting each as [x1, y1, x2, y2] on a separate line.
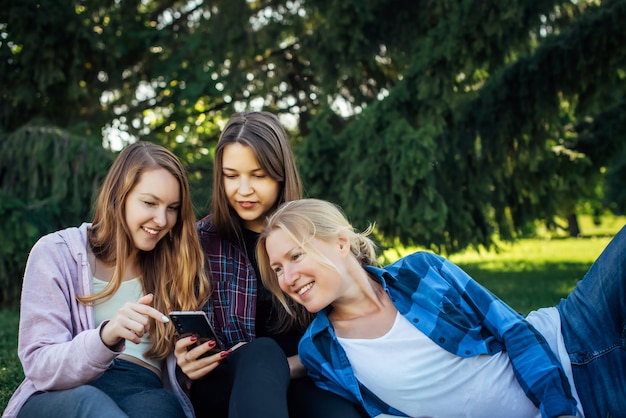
[197, 215, 257, 346]
[300, 251, 577, 418]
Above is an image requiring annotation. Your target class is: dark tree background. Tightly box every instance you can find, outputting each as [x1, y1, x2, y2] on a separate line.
[1, 0, 625, 306]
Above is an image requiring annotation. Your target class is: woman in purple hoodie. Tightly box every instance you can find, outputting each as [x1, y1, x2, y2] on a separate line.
[3, 142, 211, 418]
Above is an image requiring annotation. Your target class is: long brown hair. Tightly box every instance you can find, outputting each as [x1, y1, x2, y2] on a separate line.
[81, 141, 210, 359]
[210, 111, 302, 244]
[210, 111, 311, 331]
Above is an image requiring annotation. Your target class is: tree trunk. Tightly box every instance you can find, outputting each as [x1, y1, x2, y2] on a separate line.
[567, 213, 581, 237]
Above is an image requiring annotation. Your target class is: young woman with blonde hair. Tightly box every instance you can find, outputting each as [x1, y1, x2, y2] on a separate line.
[257, 198, 626, 418]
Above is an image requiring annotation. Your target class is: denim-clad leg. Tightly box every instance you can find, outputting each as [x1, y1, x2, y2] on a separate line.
[557, 225, 626, 418]
[88, 359, 185, 418]
[17, 385, 128, 418]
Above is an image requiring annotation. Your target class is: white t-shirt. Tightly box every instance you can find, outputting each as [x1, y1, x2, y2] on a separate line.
[338, 309, 583, 418]
[93, 277, 161, 371]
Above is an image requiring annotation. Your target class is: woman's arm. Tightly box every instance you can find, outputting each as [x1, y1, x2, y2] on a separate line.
[427, 253, 578, 418]
[18, 235, 119, 390]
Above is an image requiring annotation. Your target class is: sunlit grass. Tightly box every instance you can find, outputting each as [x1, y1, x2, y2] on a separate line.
[383, 215, 625, 314]
[449, 236, 613, 313]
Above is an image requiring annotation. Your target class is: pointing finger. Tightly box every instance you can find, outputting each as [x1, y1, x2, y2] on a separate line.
[135, 294, 170, 323]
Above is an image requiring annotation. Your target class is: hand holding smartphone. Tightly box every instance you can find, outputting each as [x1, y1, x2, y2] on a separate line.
[169, 311, 225, 357]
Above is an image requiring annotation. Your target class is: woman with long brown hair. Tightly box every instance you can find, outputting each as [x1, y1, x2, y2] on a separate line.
[4, 142, 210, 418]
[175, 112, 366, 418]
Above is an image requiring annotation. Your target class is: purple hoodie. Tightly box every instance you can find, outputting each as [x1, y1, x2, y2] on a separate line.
[2, 223, 194, 418]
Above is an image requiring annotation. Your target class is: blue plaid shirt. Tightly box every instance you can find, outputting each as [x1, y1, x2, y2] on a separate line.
[299, 251, 578, 418]
[197, 215, 256, 346]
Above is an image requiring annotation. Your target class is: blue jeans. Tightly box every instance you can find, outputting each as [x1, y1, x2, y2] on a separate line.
[18, 359, 185, 418]
[557, 225, 626, 418]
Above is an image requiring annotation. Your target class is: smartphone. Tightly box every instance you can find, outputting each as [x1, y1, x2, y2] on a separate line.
[169, 311, 225, 357]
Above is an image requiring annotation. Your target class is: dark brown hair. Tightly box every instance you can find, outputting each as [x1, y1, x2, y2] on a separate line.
[210, 112, 310, 331]
[210, 111, 302, 244]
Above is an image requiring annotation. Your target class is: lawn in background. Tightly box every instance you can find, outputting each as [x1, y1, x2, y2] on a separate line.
[451, 215, 624, 313]
[2, 215, 625, 412]
[450, 236, 613, 314]
[384, 215, 625, 314]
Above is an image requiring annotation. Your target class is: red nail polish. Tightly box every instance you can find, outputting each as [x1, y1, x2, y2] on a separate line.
[190, 335, 198, 342]
[220, 350, 230, 358]
[208, 340, 216, 347]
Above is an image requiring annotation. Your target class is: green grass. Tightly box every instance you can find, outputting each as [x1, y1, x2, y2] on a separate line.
[449, 235, 613, 314]
[0, 308, 21, 414]
[450, 215, 624, 313]
[384, 215, 625, 314]
[1, 215, 624, 412]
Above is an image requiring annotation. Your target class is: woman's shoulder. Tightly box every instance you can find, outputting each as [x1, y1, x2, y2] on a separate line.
[25, 224, 89, 281]
[196, 215, 246, 258]
[33, 223, 89, 252]
[196, 214, 224, 246]
[196, 213, 216, 233]
[387, 251, 446, 272]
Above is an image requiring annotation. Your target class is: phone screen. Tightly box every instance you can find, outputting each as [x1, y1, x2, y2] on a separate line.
[169, 311, 224, 357]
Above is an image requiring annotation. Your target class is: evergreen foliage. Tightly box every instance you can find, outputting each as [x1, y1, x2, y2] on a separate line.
[297, 0, 626, 251]
[0, 123, 113, 307]
[1, 0, 625, 303]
